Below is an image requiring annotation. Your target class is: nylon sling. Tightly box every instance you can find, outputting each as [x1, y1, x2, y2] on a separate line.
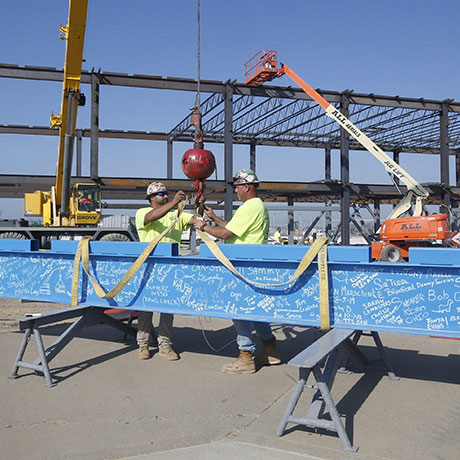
[71, 202, 185, 306]
[197, 230, 330, 330]
[71, 201, 331, 331]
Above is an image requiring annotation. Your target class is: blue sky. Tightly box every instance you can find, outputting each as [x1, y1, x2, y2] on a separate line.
[1, 0, 459, 221]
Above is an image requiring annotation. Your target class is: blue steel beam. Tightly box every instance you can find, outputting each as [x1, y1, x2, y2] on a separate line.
[0, 240, 459, 338]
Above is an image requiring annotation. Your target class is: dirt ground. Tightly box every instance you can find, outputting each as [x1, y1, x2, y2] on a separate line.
[0, 297, 69, 331]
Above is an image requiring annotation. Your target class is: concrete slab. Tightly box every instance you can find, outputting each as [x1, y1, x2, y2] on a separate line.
[1, 313, 459, 460]
[119, 440, 321, 459]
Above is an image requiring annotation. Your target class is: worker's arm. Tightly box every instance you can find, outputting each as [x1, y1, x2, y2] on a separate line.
[194, 217, 234, 241]
[143, 191, 186, 224]
[187, 215, 199, 226]
[203, 205, 228, 227]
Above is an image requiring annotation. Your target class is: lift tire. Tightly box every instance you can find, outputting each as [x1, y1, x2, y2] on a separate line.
[99, 233, 131, 242]
[380, 245, 403, 262]
[0, 232, 27, 240]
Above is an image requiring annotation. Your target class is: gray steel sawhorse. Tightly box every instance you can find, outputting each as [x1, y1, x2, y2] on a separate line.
[338, 330, 399, 380]
[9, 306, 137, 387]
[277, 328, 399, 452]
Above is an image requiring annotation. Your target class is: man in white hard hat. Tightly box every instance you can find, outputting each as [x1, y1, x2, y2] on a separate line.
[194, 169, 281, 374]
[136, 181, 197, 361]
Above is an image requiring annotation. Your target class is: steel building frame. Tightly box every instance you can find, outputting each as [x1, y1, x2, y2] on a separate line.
[1, 63, 460, 242]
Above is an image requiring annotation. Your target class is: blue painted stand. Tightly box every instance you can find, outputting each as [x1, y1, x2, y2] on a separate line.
[0, 239, 459, 338]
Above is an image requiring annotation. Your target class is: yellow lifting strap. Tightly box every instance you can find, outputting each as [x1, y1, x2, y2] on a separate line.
[71, 202, 185, 307]
[197, 230, 331, 331]
[71, 201, 330, 331]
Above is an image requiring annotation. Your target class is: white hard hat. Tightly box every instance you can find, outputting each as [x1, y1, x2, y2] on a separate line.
[233, 169, 260, 185]
[146, 181, 167, 196]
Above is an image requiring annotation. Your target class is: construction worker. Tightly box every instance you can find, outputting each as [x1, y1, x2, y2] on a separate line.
[194, 169, 281, 374]
[136, 181, 198, 361]
[274, 226, 282, 244]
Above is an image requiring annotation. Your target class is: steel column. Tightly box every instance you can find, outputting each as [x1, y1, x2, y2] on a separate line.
[75, 129, 82, 176]
[325, 144, 332, 239]
[250, 141, 256, 172]
[393, 150, 400, 186]
[167, 135, 173, 179]
[90, 72, 100, 179]
[325, 144, 331, 180]
[440, 103, 450, 216]
[392, 150, 401, 212]
[456, 152, 460, 186]
[224, 83, 234, 221]
[325, 204, 332, 239]
[288, 196, 294, 244]
[374, 199, 381, 233]
[340, 95, 350, 245]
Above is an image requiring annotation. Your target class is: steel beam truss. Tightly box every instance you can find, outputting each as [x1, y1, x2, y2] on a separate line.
[1, 63, 460, 236]
[2, 64, 460, 153]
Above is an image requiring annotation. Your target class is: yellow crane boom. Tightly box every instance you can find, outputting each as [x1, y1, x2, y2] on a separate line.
[50, 0, 88, 210]
[25, 0, 101, 227]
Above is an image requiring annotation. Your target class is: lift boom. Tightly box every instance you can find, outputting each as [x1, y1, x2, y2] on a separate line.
[245, 51, 452, 261]
[245, 51, 429, 221]
[278, 64, 431, 220]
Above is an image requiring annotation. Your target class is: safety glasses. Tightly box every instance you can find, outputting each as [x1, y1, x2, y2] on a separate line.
[155, 191, 168, 196]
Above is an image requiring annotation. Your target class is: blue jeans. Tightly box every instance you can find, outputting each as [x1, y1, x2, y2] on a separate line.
[233, 319, 274, 354]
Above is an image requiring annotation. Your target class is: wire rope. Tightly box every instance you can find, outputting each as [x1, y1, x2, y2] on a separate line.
[195, 0, 201, 109]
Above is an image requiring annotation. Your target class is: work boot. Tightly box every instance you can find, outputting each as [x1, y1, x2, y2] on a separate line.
[256, 338, 281, 366]
[158, 346, 179, 361]
[221, 350, 256, 374]
[138, 345, 150, 360]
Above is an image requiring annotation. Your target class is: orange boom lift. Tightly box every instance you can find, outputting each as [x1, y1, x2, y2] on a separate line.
[245, 50, 454, 261]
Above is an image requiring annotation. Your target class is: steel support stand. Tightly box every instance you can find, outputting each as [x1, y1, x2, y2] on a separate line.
[8, 307, 137, 387]
[369, 331, 399, 380]
[338, 331, 399, 380]
[277, 328, 398, 452]
[278, 345, 358, 452]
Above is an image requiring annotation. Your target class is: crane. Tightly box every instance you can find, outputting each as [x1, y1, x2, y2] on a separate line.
[24, 0, 101, 227]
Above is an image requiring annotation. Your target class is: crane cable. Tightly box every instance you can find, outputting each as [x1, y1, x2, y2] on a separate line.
[192, 8, 238, 354]
[195, 0, 200, 109]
